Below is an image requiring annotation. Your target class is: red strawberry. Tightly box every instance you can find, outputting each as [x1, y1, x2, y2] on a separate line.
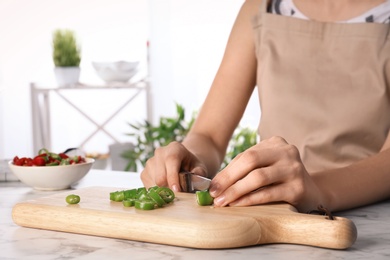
[33, 156, 46, 166]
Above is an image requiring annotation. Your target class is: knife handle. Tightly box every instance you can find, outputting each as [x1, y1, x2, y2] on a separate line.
[178, 171, 195, 193]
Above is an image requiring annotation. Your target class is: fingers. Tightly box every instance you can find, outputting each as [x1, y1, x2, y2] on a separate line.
[213, 166, 279, 206]
[141, 142, 182, 190]
[228, 183, 290, 207]
[210, 136, 307, 207]
[213, 164, 306, 207]
[210, 137, 288, 197]
[140, 141, 205, 192]
[164, 149, 186, 192]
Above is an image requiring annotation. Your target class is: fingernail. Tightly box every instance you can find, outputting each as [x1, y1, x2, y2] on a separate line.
[209, 183, 219, 196]
[172, 184, 179, 192]
[214, 195, 225, 206]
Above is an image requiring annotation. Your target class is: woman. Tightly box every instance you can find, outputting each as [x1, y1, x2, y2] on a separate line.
[141, 0, 390, 213]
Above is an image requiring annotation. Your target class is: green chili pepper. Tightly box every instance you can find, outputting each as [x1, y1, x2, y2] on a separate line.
[148, 186, 159, 192]
[60, 158, 70, 165]
[72, 155, 80, 163]
[109, 192, 116, 201]
[123, 199, 136, 207]
[148, 189, 167, 207]
[135, 200, 155, 210]
[137, 192, 151, 201]
[49, 153, 62, 160]
[136, 187, 147, 197]
[156, 187, 175, 203]
[109, 191, 125, 202]
[123, 189, 137, 199]
[38, 148, 49, 155]
[66, 194, 80, 204]
[46, 161, 60, 166]
[110, 186, 176, 210]
[196, 190, 214, 206]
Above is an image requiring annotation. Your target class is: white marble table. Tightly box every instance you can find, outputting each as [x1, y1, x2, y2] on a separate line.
[1, 170, 389, 259]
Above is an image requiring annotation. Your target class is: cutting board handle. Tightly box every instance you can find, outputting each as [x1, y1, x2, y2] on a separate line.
[256, 213, 357, 249]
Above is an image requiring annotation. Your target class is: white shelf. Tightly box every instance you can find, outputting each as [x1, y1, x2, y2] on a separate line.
[30, 80, 152, 154]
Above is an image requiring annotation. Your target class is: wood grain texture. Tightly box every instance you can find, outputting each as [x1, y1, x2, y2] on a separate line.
[12, 186, 357, 249]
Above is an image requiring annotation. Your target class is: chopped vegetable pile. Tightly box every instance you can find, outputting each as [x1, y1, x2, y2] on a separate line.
[13, 148, 86, 167]
[110, 186, 176, 210]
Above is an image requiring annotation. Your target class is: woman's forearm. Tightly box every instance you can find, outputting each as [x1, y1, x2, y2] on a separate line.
[312, 148, 390, 212]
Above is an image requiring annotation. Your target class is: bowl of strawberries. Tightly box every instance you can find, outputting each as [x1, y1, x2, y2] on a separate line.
[8, 148, 94, 191]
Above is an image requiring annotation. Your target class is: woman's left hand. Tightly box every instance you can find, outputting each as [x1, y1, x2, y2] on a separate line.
[209, 136, 326, 212]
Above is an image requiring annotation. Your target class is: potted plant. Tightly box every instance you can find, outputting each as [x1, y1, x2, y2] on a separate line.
[220, 126, 258, 169]
[52, 29, 81, 87]
[121, 103, 195, 172]
[121, 103, 258, 172]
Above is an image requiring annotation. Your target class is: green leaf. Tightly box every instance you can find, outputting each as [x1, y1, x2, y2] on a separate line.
[52, 29, 81, 67]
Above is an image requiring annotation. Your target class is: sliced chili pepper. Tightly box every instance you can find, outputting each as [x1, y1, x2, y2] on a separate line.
[156, 187, 175, 203]
[110, 191, 125, 202]
[110, 186, 176, 210]
[139, 192, 154, 202]
[123, 199, 136, 207]
[72, 155, 80, 163]
[49, 153, 62, 161]
[66, 194, 80, 204]
[46, 161, 60, 166]
[148, 186, 159, 192]
[135, 200, 155, 210]
[137, 187, 147, 194]
[196, 190, 214, 206]
[136, 188, 147, 199]
[38, 148, 49, 155]
[148, 189, 167, 207]
[109, 192, 116, 201]
[60, 159, 70, 165]
[123, 189, 137, 199]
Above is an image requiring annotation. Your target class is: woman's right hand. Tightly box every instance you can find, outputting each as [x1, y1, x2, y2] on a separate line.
[140, 141, 207, 192]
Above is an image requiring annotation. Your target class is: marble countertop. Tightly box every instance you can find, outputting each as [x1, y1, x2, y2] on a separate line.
[1, 170, 389, 260]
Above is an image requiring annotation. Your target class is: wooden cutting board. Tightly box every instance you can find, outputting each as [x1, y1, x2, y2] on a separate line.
[12, 186, 357, 249]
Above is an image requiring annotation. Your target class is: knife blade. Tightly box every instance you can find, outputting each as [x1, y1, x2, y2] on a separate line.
[178, 171, 211, 193]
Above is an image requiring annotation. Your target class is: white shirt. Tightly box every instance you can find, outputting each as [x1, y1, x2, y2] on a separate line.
[271, 0, 390, 23]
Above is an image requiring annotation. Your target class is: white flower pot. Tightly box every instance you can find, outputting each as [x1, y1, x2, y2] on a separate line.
[109, 142, 135, 171]
[54, 67, 80, 87]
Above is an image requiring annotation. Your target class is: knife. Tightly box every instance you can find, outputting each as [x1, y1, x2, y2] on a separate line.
[178, 171, 211, 193]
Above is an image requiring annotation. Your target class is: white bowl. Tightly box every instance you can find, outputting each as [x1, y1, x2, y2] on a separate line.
[8, 158, 94, 191]
[92, 61, 139, 83]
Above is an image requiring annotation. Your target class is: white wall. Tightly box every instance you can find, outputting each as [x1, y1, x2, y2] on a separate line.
[0, 70, 3, 159]
[0, 0, 149, 158]
[149, 0, 258, 123]
[0, 0, 259, 159]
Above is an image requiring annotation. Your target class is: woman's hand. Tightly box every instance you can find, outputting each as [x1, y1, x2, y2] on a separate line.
[141, 141, 208, 192]
[209, 136, 326, 212]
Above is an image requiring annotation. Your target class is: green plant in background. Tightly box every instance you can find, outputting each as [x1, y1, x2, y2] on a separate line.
[52, 29, 81, 67]
[122, 104, 195, 172]
[122, 103, 258, 172]
[221, 126, 258, 169]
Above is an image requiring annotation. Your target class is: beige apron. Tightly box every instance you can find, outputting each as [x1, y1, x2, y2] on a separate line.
[252, 1, 390, 173]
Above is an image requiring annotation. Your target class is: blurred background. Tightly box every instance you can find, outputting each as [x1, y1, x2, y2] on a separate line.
[0, 0, 259, 169]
